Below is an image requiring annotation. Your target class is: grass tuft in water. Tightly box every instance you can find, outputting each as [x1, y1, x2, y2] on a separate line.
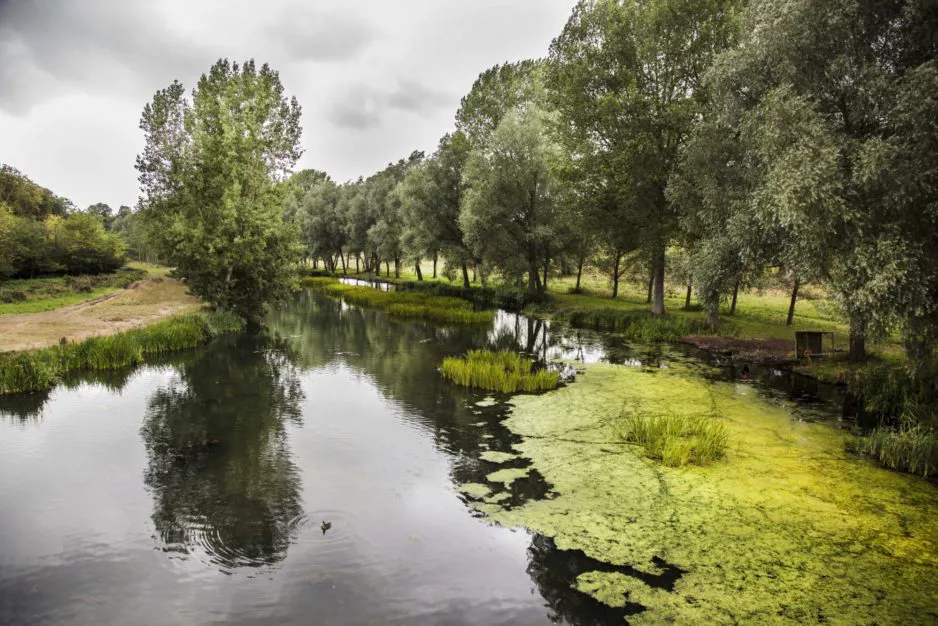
[440, 350, 559, 393]
[621, 410, 729, 467]
[0, 312, 244, 395]
[854, 425, 938, 478]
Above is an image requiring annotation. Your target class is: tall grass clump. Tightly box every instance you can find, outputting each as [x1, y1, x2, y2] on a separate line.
[854, 425, 938, 478]
[622, 410, 729, 467]
[440, 350, 560, 393]
[0, 312, 244, 395]
[308, 280, 493, 325]
[555, 309, 729, 342]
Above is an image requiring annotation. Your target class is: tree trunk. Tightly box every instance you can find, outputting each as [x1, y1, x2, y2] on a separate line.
[611, 254, 621, 299]
[415, 261, 423, 281]
[575, 255, 585, 293]
[432, 252, 438, 278]
[651, 247, 666, 316]
[339, 251, 347, 274]
[729, 279, 739, 316]
[848, 317, 867, 362]
[542, 257, 549, 291]
[684, 283, 692, 309]
[355, 254, 360, 273]
[385, 260, 390, 277]
[528, 260, 543, 292]
[394, 257, 400, 278]
[786, 279, 799, 326]
[707, 293, 720, 328]
[646, 275, 653, 304]
[461, 263, 471, 288]
[472, 265, 477, 283]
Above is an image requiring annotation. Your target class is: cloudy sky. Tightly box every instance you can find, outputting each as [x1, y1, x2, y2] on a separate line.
[0, 0, 575, 209]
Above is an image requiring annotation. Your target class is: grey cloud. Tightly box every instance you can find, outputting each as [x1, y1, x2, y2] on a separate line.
[275, 8, 378, 62]
[387, 80, 456, 114]
[326, 79, 456, 130]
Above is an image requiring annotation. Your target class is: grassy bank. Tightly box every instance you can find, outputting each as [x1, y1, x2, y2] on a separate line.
[0, 312, 243, 395]
[303, 276, 493, 324]
[440, 349, 560, 393]
[0, 266, 148, 315]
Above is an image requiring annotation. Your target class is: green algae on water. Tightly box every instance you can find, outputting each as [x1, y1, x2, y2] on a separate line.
[458, 483, 490, 499]
[483, 363, 938, 624]
[486, 467, 530, 485]
[479, 450, 518, 464]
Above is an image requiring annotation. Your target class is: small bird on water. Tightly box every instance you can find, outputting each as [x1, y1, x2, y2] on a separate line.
[320, 521, 332, 534]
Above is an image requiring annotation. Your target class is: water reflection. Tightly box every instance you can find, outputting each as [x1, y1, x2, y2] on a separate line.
[140, 334, 305, 570]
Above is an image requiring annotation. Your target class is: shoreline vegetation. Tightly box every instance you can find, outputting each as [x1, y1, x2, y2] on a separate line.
[0, 312, 243, 395]
[440, 349, 560, 393]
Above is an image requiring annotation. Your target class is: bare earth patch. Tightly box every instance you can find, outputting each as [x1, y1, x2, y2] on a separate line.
[0, 278, 202, 352]
[682, 335, 795, 365]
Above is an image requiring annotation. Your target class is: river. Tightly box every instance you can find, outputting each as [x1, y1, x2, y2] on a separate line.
[0, 287, 928, 625]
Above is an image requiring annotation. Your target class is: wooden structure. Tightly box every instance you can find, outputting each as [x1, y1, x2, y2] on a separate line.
[795, 331, 835, 358]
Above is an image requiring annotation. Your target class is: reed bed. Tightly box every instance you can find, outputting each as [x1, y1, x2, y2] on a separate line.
[308, 279, 493, 324]
[621, 410, 729, 467]
[554, 309, 727, 342]
[855, 425, 938, 478]
[440, 350, 560, 393]
[0, 312, 243, 395]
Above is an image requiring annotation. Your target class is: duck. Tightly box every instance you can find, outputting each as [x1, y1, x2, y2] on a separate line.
[320, 521, 332, 534]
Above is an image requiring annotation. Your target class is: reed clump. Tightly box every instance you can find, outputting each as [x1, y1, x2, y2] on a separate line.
[308, 279, 493, 324]
[0, 312, 243, 395]
[855, 425, 938, 478]
[554, 309, 729, 342]
[440, 350, 560, 393]
[622, 410, 729, 467]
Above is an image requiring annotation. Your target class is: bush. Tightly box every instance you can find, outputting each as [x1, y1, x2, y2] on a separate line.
[622, 411, 729, 467]
[0, 312, 244, 395]
[554, 309, 728, 342]
[440, 350, 560, 393]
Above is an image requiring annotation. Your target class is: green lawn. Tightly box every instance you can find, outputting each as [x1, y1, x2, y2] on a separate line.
[0, 265, 157, 315]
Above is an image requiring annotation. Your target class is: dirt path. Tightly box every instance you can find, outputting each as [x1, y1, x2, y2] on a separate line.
[0, 278, 202, 353]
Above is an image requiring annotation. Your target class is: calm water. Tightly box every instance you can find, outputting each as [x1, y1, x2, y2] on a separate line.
[0, 289, 842, 625]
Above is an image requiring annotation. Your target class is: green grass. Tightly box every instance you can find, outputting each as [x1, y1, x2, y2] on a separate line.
[0, 312, 244, 395]
[547, 308, 733, 342]
[855, 425, 938, 478]
[621, 410, 729, 467]
[305, 276, 493, 324]
[0, 267, 148, 315]
[440, 350, 560, 393]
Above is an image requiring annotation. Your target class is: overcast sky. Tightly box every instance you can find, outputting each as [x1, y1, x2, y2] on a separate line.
[0, 0, 575, 210]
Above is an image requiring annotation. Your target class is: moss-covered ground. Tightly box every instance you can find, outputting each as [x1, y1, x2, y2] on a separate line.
[477, 363, 938, 623]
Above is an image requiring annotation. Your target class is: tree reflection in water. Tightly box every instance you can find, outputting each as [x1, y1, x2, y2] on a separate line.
[140, 333, 304, 570]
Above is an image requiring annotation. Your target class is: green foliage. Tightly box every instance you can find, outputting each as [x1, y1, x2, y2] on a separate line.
[621, 410, 729, 467]
[0, 163, 73, 219]
[553, 308, 728, 342]
[0, 313, 244, 395]
[136, 59, 303, 324]
[440, 350, 560, 393]
[307, 278, 493, 325]
[0, 268, 146, 314]
[855, 426, 938, 478]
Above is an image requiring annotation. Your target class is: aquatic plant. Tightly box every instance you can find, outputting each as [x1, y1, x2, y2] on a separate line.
[855, 425, 938, 478]
[307, 279, 493, 325]
[0, 312, 244, 395]
[621, 410, 728, 467]
[440, 350, 560, 393]
[552, 309, 729, 342]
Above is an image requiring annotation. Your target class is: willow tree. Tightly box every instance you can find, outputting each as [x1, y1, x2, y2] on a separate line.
[676, 0, 938, 361]
[136, 59, 303, 324]
[548, 0, 743, 315]
[460, 108, 561, 293]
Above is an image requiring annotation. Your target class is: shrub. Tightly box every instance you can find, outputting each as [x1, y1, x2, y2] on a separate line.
[621, 410, 729, 467]
[0, 312, 244, 395]
[440, 350, 560, 393]
[554, 309, 730, 342]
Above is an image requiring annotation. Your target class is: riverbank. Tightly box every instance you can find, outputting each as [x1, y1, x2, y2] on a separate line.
[471, 362, 938, 623]
[304, 266, 902, 384]
[0, 265, 200, 353]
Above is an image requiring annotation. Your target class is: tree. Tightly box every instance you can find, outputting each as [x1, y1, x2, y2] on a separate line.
[86, 203, 114, 230]
[678, 0, 938, 361]
[398, 131, 474, 287]
[136, 59, 303, 324]
[456, 60, 545, 149]
[548, 0, 743, 315]
[460, 107, 561, 292]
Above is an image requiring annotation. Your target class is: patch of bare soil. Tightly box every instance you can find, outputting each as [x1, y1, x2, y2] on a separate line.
[682, 335, 796, 366]
[0, 278, 202, 353]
